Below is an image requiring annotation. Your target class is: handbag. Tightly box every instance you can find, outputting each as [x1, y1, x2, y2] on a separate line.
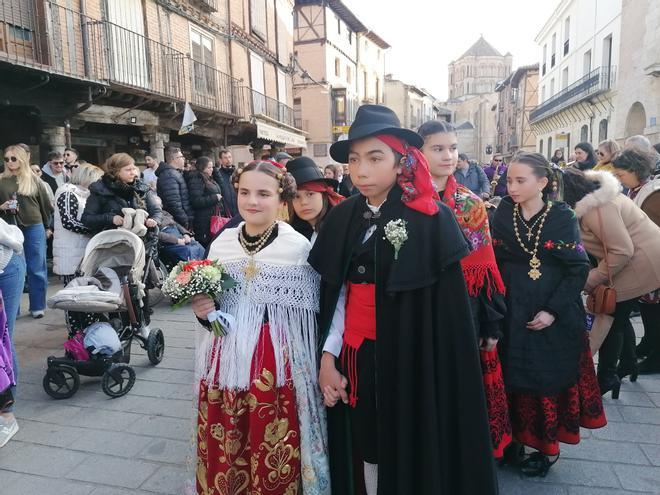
[209, 200, 231, 236]
[586, 207, 617, 315]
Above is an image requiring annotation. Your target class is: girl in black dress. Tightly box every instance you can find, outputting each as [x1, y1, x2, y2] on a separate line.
[492, 152, 606, 477]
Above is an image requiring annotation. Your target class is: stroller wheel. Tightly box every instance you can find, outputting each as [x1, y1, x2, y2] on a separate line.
[146, 328, 165, 365]
[43, 365, 80, 399]
[101, 364, 136, 398]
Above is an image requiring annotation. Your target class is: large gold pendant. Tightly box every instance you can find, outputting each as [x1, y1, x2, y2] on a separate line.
[243, 257, 260, 281]
[528, 255, 542, 280]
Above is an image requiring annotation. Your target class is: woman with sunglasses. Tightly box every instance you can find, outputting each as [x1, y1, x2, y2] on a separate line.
[0, 145, 53, 318]
[594, 139, 621, 173]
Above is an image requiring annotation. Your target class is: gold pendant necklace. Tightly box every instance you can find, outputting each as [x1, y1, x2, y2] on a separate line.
[512, 202, 552, 280]
[238, 222, 277, 281]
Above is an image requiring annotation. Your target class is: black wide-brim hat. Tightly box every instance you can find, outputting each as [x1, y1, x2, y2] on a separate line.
[286, 156, 338, 189]
[329, 104, 424, 163]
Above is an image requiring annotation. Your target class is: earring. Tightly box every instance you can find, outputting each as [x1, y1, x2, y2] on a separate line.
[278, 187, 284, 194]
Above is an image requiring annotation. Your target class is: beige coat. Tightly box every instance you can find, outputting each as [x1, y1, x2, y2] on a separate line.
[574, 170, 660, 301]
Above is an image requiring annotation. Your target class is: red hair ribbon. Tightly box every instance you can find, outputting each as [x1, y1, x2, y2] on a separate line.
[374, 135, 439, 215]
[266, 159, 286, 170]
[297, 181, 344, 206]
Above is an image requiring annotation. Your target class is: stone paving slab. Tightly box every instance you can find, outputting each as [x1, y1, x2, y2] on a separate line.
[2, 281, 660, 494]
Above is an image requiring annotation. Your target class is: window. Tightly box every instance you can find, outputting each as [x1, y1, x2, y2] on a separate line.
[561, 67, 568, 90]
[583, 50, 592, 76]
[250, 0, 267, 40]
[550, 78, 555, 96]
[337, 16, 341, 35]
[547, 137, 553, 159]
[542, 44, 547, 75]
[375, 78, 380, 103]
[313, 144, 327, 157]
[551, 33, 556, 67]
[539, 139, 544, 155]
[277, 69, 287, 103]
[363, 71, 368, 97]
[191, 27, 215, 95]
[580, 124, 589, 142]
[334, 57, 340, 77]
[598, 118, 608, 141]
[250, 51, 265, 113]
[563, 17, 570, 55]
[541, 85, 546, 102]
[346, 65, 352, 84]
[332, 88, 347, 124]
[293, 10, 298, 29]
[348, 30, 352, 44]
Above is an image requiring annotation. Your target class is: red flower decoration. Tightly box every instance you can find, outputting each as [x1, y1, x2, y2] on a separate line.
[544, 240, 555, 249]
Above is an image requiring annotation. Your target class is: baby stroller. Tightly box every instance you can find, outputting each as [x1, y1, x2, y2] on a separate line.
[44, 229, 166, 399]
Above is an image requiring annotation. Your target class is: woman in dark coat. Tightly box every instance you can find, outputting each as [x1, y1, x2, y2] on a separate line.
[186, 156, 225, 246]
[492, 152, 606, 477]
[82, 153, 162, 234]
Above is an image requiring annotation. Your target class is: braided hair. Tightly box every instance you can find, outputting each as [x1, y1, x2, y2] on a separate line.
[510, 151, 563, 201]
[231, 160, 297, 201]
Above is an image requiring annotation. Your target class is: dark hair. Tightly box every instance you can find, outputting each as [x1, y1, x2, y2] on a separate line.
[48, 150, 63, 160]
[219, 148, 231, 158]
[194, 156, 214, 182]
[65, 147, 79, 157]
[575, 142, 597, 163]
[562, 168, 601, 208]
[510, 151, 562, 201]
[289, 192, 331, 234]
[653, 143, 660, 154]
[232, 160, 296, 201]
[417, 120, 456, 139]
[458, 153, 469, 161]
[612, 148, 655, 182]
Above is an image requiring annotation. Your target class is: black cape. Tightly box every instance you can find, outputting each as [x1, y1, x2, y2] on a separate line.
[308, 187, 499, 495]
[492, 197, 590, 395]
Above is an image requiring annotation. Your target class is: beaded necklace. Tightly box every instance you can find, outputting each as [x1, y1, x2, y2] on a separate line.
[512, 202, 552, 280]
[238, 222, 277, 281]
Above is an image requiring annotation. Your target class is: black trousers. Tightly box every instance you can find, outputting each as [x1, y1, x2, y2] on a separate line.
[598, 298, 637, 376]
[640, 302, 660, 352]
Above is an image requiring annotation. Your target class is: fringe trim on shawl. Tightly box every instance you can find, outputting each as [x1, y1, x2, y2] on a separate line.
[462, 262, 506, 299]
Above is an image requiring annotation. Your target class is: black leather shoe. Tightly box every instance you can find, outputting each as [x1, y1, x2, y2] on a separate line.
[599, 373, 622, 399]
[520, 452, 559, 477]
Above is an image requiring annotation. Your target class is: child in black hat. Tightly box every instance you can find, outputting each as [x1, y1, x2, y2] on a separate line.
[286, 156, 344, 244]
[309, 104, 498, 494]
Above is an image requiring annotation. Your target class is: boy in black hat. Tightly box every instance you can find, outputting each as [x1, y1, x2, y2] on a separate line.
[309, 104, 498, 494]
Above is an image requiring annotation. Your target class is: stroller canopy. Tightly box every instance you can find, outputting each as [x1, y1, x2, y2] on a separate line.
[80, 229, 146, 283]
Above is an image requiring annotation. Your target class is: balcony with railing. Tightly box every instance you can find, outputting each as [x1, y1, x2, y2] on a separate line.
[530, 66, 616, 123]
[0, 1, 296, 128]
[190, 0, 218, 12]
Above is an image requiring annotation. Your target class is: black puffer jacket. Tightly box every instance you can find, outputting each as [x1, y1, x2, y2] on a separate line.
[82, 174, 162, 233]
[186, 171, 224, 246]
[212, 166, 238, 217]
[156, 162, 194, 228]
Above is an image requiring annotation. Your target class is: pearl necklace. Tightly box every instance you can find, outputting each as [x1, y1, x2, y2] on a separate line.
[238, 222, 277, 281]
[513, 202, 552, 280]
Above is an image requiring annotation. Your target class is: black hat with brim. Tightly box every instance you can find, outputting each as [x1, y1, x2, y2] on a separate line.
[329, 104, 424, 163]
[286, 156, 338, 189]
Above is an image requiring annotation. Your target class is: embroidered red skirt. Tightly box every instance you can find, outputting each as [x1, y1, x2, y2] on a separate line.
[196, 325, 302, 495]
[507, 335, 607, 455]
[480, 347, 512, 458]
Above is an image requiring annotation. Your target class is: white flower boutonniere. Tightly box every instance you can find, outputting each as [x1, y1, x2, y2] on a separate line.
[384, 219, 408, 260]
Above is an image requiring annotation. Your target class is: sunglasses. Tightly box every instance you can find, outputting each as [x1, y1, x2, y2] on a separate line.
[53, 161, 64, 165]
[493, 159, 503, 162]
[4, 156, 17, 162]
[597, 151, 605, 156]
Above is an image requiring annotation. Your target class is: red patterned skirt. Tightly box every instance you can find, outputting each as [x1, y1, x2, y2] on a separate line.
[480, 347, 513, 458]
[507, 335, 607, 455]
[196, 325, 302, 495]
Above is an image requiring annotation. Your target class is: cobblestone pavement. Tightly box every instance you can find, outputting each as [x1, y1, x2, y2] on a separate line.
[2, 278, 659, 494]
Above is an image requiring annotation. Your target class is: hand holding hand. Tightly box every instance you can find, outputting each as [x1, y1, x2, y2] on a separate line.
[319, 352, 348, 407]
[112, 215, 124, 226]
[479, 337, 498, 352]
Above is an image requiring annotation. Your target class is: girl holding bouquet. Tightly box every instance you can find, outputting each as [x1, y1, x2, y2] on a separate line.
[190, 161, 330, 495]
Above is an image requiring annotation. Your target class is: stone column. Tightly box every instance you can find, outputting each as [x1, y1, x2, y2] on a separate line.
[143, 130, 169, 162]
[42, 126, 67, 154]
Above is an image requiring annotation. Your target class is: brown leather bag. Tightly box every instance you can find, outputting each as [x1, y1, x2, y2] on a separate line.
[586, 208, 617, 315]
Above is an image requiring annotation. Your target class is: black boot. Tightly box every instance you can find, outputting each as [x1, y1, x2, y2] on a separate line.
[598, 373, 622, 399]
[636, 338, 652, 359]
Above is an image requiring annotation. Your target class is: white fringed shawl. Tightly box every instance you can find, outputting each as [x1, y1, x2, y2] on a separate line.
[199, 221, 331, 495]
